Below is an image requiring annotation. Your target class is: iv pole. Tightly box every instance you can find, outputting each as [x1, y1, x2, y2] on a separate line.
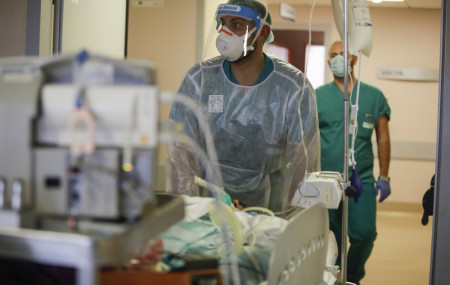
[341, 0, 350, 283]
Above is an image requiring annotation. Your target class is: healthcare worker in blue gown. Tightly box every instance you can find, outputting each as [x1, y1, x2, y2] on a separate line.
[165, 0, 320, 214]
[316, 40, 392, 285]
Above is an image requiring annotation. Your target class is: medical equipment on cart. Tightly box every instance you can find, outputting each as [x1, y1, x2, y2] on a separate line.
[291, 171, 343, 209]
[36, 84, 159, 220]
[0, 52, 185, 285]
[0, 53, 160, 222]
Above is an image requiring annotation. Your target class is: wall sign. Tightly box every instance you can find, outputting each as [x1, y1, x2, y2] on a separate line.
[132, 0, 164, 7]
[377, 67, 439, 81]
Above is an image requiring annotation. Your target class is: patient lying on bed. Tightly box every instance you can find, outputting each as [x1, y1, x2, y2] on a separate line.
[138, 196, 338, 285]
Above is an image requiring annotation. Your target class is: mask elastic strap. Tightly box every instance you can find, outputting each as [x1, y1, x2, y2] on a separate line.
[243, 26, 258, 54]
[248, 10, 269, 49]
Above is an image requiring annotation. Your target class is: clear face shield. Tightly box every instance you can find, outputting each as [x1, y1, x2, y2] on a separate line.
[202, 3, 268, 62]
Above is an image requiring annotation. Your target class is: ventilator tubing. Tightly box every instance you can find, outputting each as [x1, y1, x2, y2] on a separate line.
[160, 92, 241, 285]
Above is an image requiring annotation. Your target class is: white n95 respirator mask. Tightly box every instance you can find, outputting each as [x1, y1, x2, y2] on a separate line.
[216, 25, 256, 62]
[330, 55, 352, 78]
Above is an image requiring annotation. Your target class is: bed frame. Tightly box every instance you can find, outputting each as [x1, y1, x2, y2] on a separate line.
[267, 203, 329, 285]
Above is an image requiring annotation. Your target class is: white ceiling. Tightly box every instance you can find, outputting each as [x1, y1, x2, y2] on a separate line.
[267, 0, 441, 9]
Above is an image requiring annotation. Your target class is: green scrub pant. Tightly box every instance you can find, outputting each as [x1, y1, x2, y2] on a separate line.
[329, 182, 377, 283]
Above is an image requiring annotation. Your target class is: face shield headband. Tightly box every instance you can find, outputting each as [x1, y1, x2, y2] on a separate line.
[215, 4, 265, 31]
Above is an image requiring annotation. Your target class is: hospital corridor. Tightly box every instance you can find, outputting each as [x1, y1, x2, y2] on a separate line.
[364, 205, 433, 284]
[0, 0, 448, 284]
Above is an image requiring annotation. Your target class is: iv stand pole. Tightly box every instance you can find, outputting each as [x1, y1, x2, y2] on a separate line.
[341, 0, 350, 283]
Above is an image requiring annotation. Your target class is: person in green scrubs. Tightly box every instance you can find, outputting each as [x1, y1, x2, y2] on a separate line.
[316, 40, 391, 284]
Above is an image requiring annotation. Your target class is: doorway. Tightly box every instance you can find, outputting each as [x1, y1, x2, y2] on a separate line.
[266, 29, 326, 88]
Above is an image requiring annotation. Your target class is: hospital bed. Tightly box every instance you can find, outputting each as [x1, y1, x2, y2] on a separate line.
[267, 203, 330, 285]
[100, 198, 335, 285]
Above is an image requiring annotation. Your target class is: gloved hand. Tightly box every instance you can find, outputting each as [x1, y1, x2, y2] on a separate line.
[350, 169, 363, 203]
[375, 179, 391, 202]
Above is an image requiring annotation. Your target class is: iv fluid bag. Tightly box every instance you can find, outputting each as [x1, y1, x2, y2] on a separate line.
[331, 0, 373, 57]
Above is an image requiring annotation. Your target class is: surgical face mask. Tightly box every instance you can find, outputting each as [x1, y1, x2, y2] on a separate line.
[216, 25, 257, 62]
[330, 55, 352, 78]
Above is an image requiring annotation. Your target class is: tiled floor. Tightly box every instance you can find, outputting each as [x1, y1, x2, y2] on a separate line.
[361, 209, 433, 285]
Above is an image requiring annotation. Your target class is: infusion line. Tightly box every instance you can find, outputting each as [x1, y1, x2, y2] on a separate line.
[293, 0, 318, 212]
[159, 91, 224, 191]
[349, 51, 363, 169]
[159, 125, 241, 285]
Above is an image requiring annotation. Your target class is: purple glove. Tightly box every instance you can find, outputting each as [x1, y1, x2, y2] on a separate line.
[350, 169, 363, 203]
[375, 179, 391, 202]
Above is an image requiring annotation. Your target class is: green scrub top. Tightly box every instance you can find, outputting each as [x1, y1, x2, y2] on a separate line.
[223, 53, 274, 84]
[316, 81, 391, 183]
